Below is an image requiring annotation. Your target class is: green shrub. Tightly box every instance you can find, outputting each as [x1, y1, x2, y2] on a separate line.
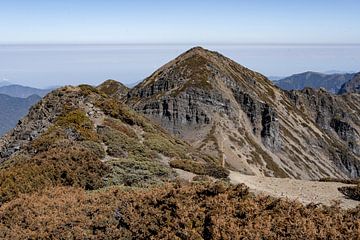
[144, 133, 188, 159]
[103, 118, 137, 138]
[104, 158, 175, 187]
[99, 126, 155, 160]
[56, 109, 99, 141]
[80, 140, 106, 159]
[78, 84, 101, 96]
[170, 159, 229, 179]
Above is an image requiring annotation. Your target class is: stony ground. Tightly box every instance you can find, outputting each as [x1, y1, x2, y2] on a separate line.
[229, 171, 359, 209]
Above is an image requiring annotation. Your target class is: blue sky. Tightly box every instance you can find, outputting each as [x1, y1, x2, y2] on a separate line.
[1, 0, 360, 44]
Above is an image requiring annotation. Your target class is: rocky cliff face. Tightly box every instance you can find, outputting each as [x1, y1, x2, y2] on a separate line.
[338, 72, 360, 94]
[288, 88, 360, 155]
[126, 47, 360, 179]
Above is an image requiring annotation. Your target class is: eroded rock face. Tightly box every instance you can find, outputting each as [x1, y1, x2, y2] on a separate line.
[125, 47, 360, 179]
[288, 88, 360, 156]
[0, 89, 85, 159]
[231, 89, 281, 150]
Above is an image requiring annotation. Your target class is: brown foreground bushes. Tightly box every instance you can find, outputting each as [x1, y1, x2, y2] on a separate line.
[0, 181, 359, 239]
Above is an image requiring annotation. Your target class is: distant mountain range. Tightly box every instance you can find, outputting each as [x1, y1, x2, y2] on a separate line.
[273, 71, 355, 93]
[0, 83, 52, 136]
[0, 81, 12, 87]
[0, 94, 41, 136]
[339, 72, 360, 94]
[0, 84, 51, 98]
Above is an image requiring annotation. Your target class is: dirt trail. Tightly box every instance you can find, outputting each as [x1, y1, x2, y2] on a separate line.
[229, 171, 359, 209]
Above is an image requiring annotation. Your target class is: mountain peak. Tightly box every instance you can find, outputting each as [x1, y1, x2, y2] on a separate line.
[126, 47, 360, 179]
[128, 47, 275, 105]
[181, 46, 211, 56]
[97, 79, 129, 99]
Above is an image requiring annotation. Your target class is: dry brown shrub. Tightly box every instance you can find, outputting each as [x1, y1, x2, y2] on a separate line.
[1, 182, 359, 239]
[0, 144, 108, 204]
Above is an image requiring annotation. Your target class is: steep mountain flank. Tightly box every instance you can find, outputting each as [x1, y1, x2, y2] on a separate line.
[274, 71, 354, 93]
[126, 47, 360, 179]
[338, 72, 360, 94]
[0, 85, 226, 204]
[0, 94, 41, 136]
[287, 88, 360, 156]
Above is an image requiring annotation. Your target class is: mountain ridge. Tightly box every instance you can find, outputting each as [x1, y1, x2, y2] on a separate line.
[0, 84, 51, 98]
[273, 71, 354, 93]
[126, 47, 360, 179]
[338, 72, 360, 94]
[0, 84, 228, 204]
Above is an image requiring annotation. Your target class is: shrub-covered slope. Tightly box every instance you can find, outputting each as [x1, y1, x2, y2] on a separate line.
[0, 182, 359, 239]
[0, 85, 225, 204]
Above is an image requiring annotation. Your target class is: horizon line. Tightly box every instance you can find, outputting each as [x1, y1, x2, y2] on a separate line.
[1, 42, 360, 46]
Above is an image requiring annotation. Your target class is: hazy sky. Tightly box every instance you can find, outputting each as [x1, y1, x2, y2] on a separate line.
[1, 0, 360, 44]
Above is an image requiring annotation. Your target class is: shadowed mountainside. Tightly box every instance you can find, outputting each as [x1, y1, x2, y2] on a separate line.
[0, 94, 41, 136]
[338, 72, 360, 94]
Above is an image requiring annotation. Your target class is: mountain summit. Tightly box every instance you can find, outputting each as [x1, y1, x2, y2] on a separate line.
[126, 47, 360, 179]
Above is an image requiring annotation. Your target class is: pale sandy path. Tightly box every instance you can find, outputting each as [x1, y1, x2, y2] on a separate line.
[229, 171, 359, 209]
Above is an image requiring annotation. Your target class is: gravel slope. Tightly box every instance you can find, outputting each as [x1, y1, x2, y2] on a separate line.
[229, 171, 359, 209]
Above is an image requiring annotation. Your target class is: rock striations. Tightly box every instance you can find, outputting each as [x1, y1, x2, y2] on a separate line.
[126, 47, 360, 179]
